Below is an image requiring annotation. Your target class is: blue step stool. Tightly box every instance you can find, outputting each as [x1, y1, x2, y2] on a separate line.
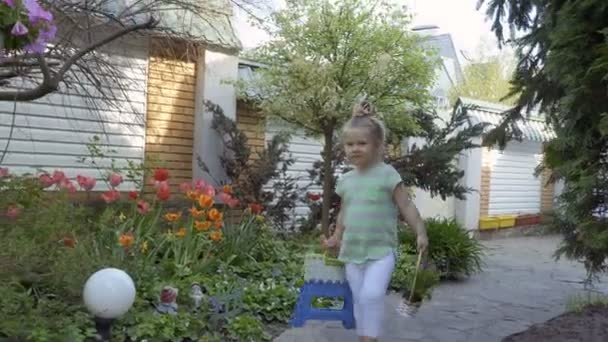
[289, 280, 355, 329]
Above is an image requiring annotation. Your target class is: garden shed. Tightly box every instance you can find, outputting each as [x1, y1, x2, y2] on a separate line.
[454, 97, 558, 231]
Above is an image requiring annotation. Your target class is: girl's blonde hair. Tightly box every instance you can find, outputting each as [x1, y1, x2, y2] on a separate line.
[341, 99, 387, 148]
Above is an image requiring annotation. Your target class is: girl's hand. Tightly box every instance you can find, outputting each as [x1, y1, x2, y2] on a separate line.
[321, 235, 340, 249]
[417, 234, 428, 253]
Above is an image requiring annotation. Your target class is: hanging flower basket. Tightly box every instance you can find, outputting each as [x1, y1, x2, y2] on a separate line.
[0, 0, 56, 54]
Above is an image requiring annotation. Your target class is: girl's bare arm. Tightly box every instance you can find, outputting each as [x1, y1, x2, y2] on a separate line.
[393, 184, 428, 251]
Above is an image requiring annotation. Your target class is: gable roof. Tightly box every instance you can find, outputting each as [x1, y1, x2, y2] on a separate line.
[421, 33, 464, 83]
[157, 3, 242, 53]
[456, 97, 555, 142]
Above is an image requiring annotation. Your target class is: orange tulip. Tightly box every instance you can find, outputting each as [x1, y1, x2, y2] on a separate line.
[198, 194, 214, 208]
[208, 208, 223, 221]
[186, 191, 199, 201]
[222, 185, 233, 194]
[209, 231, 222, 241]
[189, 207, 206, 218]
[175, 228, 187, 238]
[119, 233, 134, 248]
[213, 221, 223, 229]
[164, 212, 182, 222]
[195, 221, 212, 232]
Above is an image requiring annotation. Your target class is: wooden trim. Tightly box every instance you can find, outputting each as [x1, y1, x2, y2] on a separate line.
[144, 49, 198, 193]
[540, 167, 555, 213]
[479, 147, 492, 217]
[237, 101, 266, 153]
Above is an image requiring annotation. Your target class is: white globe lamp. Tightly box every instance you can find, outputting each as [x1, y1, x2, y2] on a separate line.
[83, 268, 136, 341]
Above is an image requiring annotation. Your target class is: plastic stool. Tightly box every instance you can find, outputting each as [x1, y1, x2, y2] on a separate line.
[289, 280, 355, 329]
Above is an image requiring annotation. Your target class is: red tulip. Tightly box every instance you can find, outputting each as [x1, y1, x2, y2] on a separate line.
[153, 168, 169, 182]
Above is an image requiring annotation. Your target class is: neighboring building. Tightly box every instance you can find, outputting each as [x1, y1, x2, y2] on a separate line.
[0, 1, 242, 193]
[454, 97, 558, 231]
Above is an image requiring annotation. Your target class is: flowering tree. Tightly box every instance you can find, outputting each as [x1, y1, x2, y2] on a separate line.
[0, 0, 261, 102]
[245, 0, 438, 235]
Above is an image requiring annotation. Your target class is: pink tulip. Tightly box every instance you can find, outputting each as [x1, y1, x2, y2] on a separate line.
[137, 200, 150, 214]
[52, 170, 65, 184]
[0, 167, 9, 178]
[76, 175, 96, 191]
[101, 190, 120, 203]
[218, 192, 232, 203]
[194, 179, 207, 191]
[6, 205, 20, 219]
[227, 198, 240, 209]
[108, 173, 123, 188]
[39, 174, 54, 188]
[179, 182, 192, 193]
[203, 185, 215, 197]
[64, 181, 77, 193]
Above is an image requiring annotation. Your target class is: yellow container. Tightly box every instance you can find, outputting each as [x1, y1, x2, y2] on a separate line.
[479, 216, 500, 230]
[498, 215, 517, 228]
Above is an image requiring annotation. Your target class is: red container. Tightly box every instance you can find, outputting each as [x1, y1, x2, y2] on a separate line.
[515, 214, 541, 226]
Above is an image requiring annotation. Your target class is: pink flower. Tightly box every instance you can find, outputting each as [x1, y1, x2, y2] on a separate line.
[101, 190, 120, 203]
[1, 0, 15, 7]
[179, 182, 192, 193]
[218, 192, 232, 203]
[52, 170, 65, 184]
[6, 206, 20, 220]
[108, 173, 123, 188]
[202, 185, 215, 197]
[60, 179, 77, 193]
[156, 181, 170, 201]
[136, 200, 150, 214]
[10, 22, 28, 36]
[76, 175, 96, 191]
[194, 179, 207, 191]
[0, 167, 9, 178]
[39, 174, 54, 188]
[227, 198, 240, 209]
[128, 191, 139, 200]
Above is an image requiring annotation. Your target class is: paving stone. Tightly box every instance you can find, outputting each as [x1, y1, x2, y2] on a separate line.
[274, 236, 608, 342]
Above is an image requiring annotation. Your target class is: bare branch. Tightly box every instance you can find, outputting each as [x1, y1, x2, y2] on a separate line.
[0, 16, 158, 102]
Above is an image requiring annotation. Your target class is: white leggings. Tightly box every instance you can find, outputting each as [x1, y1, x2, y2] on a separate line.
[345, 252, 395, 338]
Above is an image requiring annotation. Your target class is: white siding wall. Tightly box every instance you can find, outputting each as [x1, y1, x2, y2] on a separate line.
[0, 40, 149, 191]
[266, 123, 323, 221]
[488, 141, 543, 215]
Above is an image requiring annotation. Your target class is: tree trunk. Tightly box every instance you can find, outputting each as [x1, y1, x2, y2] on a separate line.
[321, 125, 335, 237]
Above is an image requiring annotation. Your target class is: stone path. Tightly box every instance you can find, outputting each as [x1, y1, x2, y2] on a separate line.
[275, 235, 608, 342]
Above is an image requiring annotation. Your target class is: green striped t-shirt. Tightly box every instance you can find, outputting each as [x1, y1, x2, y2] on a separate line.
[336, 162, 403, 264]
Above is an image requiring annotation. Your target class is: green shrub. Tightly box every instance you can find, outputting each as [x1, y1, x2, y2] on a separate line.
[399, 218, 484, 279]
[228, 314, 271, 341]
[390, 247, 440, 302]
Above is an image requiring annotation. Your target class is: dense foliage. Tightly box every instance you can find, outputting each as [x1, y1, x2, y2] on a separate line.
[0, 167, 305, 341]
[479, 0, 608, 275]
[399, 218, 485, 279]
[203, 101, 303, 232]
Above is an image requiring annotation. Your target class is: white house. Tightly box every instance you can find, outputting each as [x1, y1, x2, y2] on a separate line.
[0, 0, 242, 194]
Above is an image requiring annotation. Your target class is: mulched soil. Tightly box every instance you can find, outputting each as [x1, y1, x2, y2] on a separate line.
[502, 305, 608, 342]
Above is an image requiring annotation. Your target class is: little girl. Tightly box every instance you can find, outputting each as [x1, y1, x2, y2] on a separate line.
[322, 100, 429, 342]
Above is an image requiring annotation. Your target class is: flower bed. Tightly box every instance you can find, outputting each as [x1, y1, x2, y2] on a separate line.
[0, 167, 304, 341]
